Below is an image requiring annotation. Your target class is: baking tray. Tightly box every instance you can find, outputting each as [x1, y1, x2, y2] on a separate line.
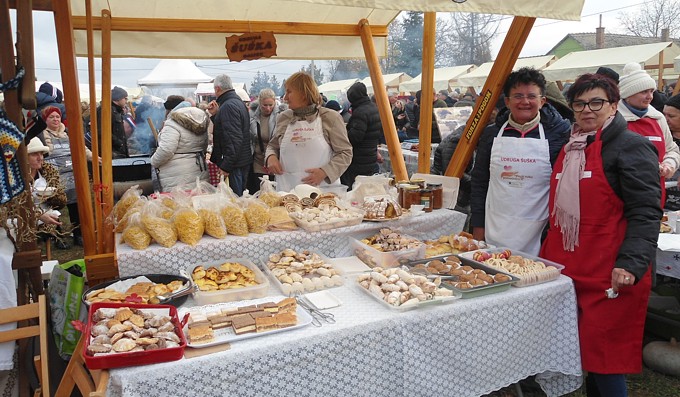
[406, 256, 519, 299]
[349, 232, 426, 268]
[179, 297, 313, 348]
[458, 248, 564, 287]
[187, 259, 270, 305]
[82, 274, 192, 308]
[80, 302, 187, 369]
[262, 251, 344, 296]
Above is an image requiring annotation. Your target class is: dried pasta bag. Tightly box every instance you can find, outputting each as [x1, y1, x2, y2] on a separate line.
[256, 176, 282, 208]
[114, 197, 146, 233]
[172, 207, 204, 246]
[220, 202, 249, 236]
[243, 198, 270, 234]
[198, 208, 227, 239]
[112, 185, 142, 222]
[140, 201, 178, 248]
[121, 213, 151, 250]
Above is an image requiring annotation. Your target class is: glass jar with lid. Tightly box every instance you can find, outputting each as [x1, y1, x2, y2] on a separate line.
[427, 183, 443, 209]
[420, 189, 433, 212]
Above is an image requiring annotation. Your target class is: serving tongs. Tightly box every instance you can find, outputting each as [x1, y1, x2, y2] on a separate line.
[294, 293, 336, 327]
[157, 284, 197, 304]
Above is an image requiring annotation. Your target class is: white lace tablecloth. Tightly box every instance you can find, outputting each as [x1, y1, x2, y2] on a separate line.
[105, 276, 582, 397]
[116, 209, 466, 277]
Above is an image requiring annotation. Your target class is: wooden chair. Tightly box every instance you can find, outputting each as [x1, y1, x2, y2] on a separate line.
[0, 295, 49, 397]
[55, 333, 109, 397]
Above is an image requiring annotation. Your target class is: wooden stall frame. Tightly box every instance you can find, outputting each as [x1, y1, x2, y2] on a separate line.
[417, 12, 436, 175]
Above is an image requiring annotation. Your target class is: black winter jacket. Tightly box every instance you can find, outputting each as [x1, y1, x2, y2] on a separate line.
[584, 112, 661, 280]
[404, 102, 441, 143]
[470, 103, 570, 228]
[431, 124, 473, 207]
[96, 102, 129, 158]
[343, 83, 382, 180]
[211, 90, 253, 172]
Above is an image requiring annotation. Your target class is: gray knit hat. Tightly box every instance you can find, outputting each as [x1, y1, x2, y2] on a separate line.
[111, 86, 128, 101]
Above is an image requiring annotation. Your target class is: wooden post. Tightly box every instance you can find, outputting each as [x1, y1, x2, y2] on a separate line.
[445, 17, 536, 178]
[52, 0, 98, 255]
[86, 0, 104, 254]
[657, 49, 665, 91]
[358, 19, 408, 182]
[417, 12, 436, 175]
[16, 0, 35, 110]
[100, 9, 115, 253]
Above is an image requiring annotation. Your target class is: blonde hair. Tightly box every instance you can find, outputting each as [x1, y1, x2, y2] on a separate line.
[285, 72, 320, 106]
[258, 88, 276, 101]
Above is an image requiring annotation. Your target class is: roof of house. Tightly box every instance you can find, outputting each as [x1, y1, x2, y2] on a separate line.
[547, 32, 680, 54]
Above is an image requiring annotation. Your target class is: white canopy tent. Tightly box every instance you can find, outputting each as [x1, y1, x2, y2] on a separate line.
[399, 65, 476, 94]
[675, 54, 680, 72]
[70, 1, 585, 60]
[317, 78, 359, 101]
[541, 42, 680, 82]
[457, 55, 556, 87]
[138, 59, 212, 86]
[361, 72, 412, 94]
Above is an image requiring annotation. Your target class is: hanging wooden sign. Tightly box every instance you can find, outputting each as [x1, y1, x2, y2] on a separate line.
[226, 32, 277, 62]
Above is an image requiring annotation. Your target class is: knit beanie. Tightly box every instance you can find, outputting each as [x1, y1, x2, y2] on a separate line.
[111, 86, 128, 101]
[164, 95, 185, 110]
[619, 62, 656, 99]
[41, 105, 62, 121]
[595, 67, 620, 84]
[324, 100, 342, 112]
[666, 94, 680, 110]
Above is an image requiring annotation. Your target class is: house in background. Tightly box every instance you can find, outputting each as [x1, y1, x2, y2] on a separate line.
[548, 28, 680, 58]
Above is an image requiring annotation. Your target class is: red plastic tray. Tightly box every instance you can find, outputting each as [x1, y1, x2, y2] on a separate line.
[80, 302, 188, 369]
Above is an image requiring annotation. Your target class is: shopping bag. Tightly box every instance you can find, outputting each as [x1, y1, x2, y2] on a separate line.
[48, 259, 87, 359]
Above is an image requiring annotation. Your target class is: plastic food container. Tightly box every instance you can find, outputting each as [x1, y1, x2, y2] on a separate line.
[289, 210, 363, 232]
[80, 302, 187, 369]
[431, 256, 519, 299]
[349, 234, 426, 268]
[187, 258, 270, 305]
[458, 248, 564, 287]
[262, 252, 344, 296]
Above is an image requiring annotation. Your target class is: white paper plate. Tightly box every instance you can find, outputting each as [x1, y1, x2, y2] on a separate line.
[303, 290, 342, 310]
[328, 256, 371, 274]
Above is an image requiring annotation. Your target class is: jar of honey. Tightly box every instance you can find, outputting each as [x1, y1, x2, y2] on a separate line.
[427, 183, 443, 209]
[402, 185, 420, 209]
[410, 178, 426, 189]
[420, 189, 433, 212]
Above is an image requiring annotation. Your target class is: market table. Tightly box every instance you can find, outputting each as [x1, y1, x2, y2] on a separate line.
[656, 233, 680, 279]
[103, 275, 582, 397]
[115, 209, 467, 277]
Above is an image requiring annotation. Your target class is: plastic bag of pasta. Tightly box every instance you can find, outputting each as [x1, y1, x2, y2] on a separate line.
[140, 200, 178, 248]
[256, 176, 281, 208]
[112, 185, 142, 223]
[220, 201, 249, 236]
[191, 192, 227, 239]
[114, 197, 147, 233]
[243, 197, 270, 234]
[121, 212, 152, 250]
[172, 206, 204, 246]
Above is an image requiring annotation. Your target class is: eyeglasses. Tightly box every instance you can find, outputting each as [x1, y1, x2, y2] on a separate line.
[571, 99, 609, 112]
[509, 94, 544, 102]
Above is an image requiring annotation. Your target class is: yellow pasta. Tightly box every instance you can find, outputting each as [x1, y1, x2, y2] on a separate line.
[244, 202, 270, 234]
[220, 205, 249, 236]
[114, 193, 139, 222]
[161, 197, 178, 210]
[259, 191, 281, 208]
[173, 208, 204, 246]
[141, 214, 178, 247]
[122, 225, 152, 250]
[115, 207, 140, 233]
[198, 209, 227, 239]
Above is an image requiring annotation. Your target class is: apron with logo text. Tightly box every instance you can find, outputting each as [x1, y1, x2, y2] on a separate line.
[485, 122, 551, 255]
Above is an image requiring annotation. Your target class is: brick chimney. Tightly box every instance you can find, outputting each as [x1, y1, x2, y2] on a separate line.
[596, 27, 605, 49]
[662, 28, 670, 41]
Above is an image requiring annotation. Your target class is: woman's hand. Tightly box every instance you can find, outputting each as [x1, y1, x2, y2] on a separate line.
[267, 156, 284, 175]
[39, 211, 62, 226]
[611, 267, 636, 291]
[302, 168, 327, 186]
[660, 162, 675, 179]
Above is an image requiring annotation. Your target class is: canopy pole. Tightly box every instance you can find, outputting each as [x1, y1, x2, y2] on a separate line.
[85, 0, 104, 254]
[417, 12, 436, 175]
[52, 0, 98, 255]
[445, 16, 535, 178]
[358, 18, 408, 182]
[657, 50, 664, 91]
[100, 9, 115, 253]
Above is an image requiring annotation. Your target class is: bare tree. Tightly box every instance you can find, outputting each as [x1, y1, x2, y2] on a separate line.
[447, 12, 499, 66]
[618, 0, 680, 38]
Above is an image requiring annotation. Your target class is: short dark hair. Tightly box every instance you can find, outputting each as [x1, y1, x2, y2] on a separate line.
[566, 73, 620, 105]
[503, 67, 547, 97]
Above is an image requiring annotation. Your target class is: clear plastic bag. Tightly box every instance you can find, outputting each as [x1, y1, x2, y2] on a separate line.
[257, 176, 281, 208]
[220, 202, 249, 236]
[121, 212, 152, 250]
[243, 197, 270, 234]
[112, 185, 143, 223]
[140, 200, 178, 248]
[172, 206, 204, 246]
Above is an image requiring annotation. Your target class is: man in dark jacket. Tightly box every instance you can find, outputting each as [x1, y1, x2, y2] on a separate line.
[341, 82, 382, 189]
[95, 86, 130, 158]
[207, 74, 252, 196]
[404, 90, 442, 143]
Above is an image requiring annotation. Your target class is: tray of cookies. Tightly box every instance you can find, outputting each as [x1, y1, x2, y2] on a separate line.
[188, 259, 270, 305]
[406, 255, 519, 299]
[263, 249, 344, 295]
[180, 296, 313, 348]
[82, 274, 192, 308]
[79, 302, 187, 369]
[350, 228, 425, 268]
[458, 248, 564, 287]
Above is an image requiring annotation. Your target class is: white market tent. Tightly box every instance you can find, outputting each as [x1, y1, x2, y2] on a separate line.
[399, 65, 476, 94]
[361, 72, 412, 94]
[317, 78, 359, 101]
[457, 55, 556, 87]
[541, 42, 680, 82]
[675, 54, 680, 72]
[138, 59, 212, 85]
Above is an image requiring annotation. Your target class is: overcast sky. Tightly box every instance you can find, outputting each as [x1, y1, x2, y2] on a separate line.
[12, 0, 645, 91]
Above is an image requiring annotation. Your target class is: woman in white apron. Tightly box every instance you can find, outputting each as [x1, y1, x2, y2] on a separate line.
[265, 72, 352, 193]
[469, 68, 571, 255]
